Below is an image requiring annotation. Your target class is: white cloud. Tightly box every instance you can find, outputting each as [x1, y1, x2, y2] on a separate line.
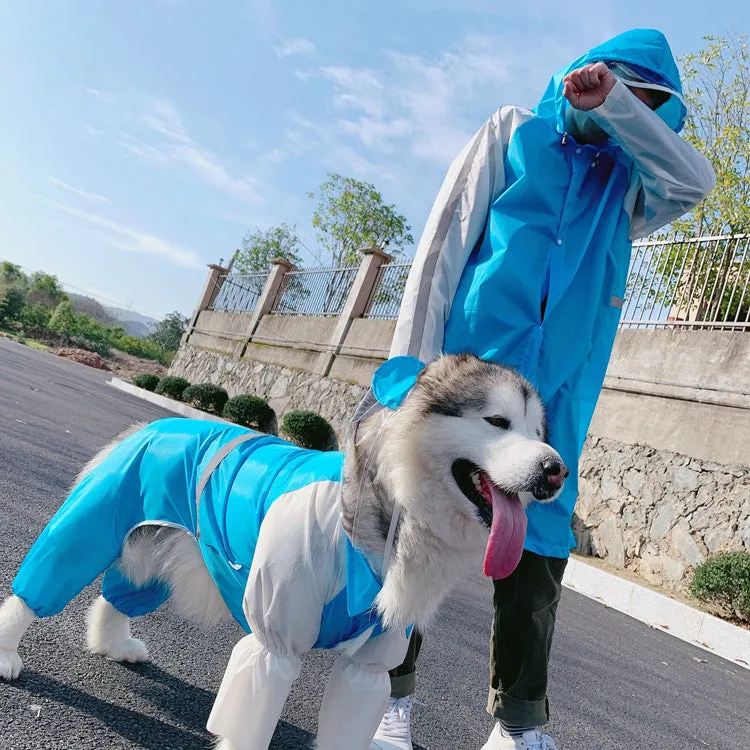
[273, 37, 317, 59]
[122, 98, 260, 203]
[84, 86, 115, 105]
[48, 200, 203, 270]
[48, 176, 111, 204]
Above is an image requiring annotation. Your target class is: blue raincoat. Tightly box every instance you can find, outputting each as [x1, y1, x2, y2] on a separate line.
[11, 418, 388, 649]
[391, 29, 714, 558]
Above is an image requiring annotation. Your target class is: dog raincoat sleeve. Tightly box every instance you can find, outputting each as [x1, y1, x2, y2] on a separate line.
[390, 29, 715, 559]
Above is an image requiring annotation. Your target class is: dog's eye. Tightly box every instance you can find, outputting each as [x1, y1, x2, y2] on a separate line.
[484, 416, 510, 430]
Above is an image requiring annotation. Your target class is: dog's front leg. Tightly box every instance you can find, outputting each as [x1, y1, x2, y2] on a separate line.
[207, 633, 301, 750]
[316, 653, 390, 750]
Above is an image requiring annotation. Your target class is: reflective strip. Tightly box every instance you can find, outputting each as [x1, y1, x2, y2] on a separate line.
[195, 433, 262, 537]
[610, 295, 624, 309]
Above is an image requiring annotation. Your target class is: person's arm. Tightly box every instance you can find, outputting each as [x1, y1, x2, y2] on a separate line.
[390, 107, 528, 362]
[564, 63, 715, 239]
[591, 80, 715, 238]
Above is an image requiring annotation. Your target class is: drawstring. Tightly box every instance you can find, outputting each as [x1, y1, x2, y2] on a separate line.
[591, 151, 600, 168]
[561, 132, 569, 146]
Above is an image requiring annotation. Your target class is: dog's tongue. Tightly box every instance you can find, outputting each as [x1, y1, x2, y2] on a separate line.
[482, 478, 527, 580]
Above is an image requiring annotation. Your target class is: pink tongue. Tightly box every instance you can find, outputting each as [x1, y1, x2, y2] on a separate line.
[482, 478, 527, 579]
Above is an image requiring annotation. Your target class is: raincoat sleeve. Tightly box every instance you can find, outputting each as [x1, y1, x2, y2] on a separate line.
[590, 80, 716, 239]
[206, 487, 333, 750]
[390, 106, 530, 361]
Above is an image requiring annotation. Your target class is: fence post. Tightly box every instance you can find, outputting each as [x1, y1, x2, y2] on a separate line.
[315, 247, 392, 377]
[184, 263, 227, 344]
[238, 257, 296, 357]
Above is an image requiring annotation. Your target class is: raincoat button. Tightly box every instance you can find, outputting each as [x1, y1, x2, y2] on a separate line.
[576, 148, 582, 154]
[557, 239, 563, 246]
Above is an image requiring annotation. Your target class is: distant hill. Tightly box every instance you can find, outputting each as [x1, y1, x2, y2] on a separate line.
[104, 305, 159, 338]
[67, 293, 158, 339]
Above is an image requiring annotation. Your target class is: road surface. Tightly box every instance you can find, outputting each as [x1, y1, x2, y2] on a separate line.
[0, 337, 747, 749]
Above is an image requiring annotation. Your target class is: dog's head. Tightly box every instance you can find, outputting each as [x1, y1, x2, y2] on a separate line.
[384, 354, 567, 580]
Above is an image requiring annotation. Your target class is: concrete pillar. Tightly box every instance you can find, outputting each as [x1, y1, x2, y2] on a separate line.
[315, 247, 392, 376]
[239, 257, 296, 356]
[185, 263, 228, 343]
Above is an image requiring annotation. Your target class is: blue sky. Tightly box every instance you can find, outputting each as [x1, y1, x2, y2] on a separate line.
[0, 0, 747, 318]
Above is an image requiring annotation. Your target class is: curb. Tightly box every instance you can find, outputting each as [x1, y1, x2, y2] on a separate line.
[108, 376, 750, 670]
[563, 557, 749, 669]
[107, 378, 231, 424]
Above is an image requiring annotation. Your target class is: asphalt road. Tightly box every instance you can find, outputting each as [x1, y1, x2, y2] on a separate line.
[0, 337, 747, 750]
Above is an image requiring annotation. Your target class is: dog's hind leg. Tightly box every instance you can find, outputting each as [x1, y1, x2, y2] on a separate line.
[86, 563, 170, 663]
[86, 597, 149, 663]
[0, 595, 36, 680]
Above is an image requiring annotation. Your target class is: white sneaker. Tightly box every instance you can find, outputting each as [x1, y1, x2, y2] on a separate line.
[481, 722, 559, 750]
[370, 696, 413, 750]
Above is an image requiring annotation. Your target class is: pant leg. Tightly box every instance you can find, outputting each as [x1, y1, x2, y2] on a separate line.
[388, 628, 422, 698]
[11, 478, 133, 618]
[101, 566, 171, 618]
[487, 550, 567, 727]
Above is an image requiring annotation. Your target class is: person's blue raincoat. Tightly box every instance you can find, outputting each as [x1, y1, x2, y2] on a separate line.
[390, 29, 715, 558]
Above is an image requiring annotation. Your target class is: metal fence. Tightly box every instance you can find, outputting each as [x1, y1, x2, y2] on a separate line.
[364, 262, 412, 320]
[210, 273, 269, 314]
[621, 234, 750, 330]
[272, 266, 359, 317]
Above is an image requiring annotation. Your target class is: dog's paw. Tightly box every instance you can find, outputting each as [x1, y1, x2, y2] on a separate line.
[94, 637, 149, 664]
[0, 647, 23, 680]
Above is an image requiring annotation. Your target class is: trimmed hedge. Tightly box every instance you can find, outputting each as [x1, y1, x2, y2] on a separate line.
[132, 373, 160, 392]
[223, 395, 277, 434]
[281, 410, 335, 452]
[182, 383, 229, 414]
[155, 376, 191, 401]
[690, 551, 750, 620]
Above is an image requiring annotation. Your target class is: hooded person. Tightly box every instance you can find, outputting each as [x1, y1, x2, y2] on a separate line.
[369, 28, 714, 750]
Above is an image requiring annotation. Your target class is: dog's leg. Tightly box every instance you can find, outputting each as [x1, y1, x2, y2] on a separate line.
[86, 596, 149, 663]
[316, 653, 390, 750]
[0, 595, 36, 680]
[213, 739, 237, 750]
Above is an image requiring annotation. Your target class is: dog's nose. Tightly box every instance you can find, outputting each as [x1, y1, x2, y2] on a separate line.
[542, 457, 568, 489]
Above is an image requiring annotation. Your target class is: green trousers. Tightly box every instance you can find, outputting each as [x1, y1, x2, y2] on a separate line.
[389, 551, 567, 728]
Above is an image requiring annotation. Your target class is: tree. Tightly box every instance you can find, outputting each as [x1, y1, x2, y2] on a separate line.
[27, 271, 67, 309]
[308, 173, 414, 267]
[148, 311, 189, 352]
[0, 285, 25, 326]
[47, 299, 77, 342]
[641, 35, 750, 325]
[234, 224, 303, 274]
[0, 261, 27, 287]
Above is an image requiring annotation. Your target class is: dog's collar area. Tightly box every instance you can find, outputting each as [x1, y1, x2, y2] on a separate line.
[451, 460, 493, 528]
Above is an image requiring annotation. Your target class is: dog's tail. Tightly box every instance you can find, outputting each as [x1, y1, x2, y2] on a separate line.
[73, 422, 149, 488]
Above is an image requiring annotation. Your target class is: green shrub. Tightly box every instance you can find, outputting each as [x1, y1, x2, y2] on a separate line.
[281, 410, 336, 451]
[132, 373, 161, 391]
[690, 552, 750, 620]
[182, 383, 229, 414]
[223, 395, 277, 434]
[155, 376, 191, 401]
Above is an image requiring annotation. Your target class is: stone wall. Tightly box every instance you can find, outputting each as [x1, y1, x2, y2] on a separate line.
[575, 436, 750, 592]
[169, 344, 367, 441]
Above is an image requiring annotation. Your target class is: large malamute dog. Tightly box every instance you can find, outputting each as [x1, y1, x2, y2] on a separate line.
[0, 354, 566, 750]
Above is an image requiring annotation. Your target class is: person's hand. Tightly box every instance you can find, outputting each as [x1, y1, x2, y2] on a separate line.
[563, 62, 616, 111]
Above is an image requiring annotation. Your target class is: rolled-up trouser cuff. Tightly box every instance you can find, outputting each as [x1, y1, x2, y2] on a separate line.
[486, 688, 549, 727]
[389, 671, 416, 699]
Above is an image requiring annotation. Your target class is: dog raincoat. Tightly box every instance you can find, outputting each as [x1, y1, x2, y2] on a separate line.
[11, 418, 410, 750]
[391, 29, 715, 558]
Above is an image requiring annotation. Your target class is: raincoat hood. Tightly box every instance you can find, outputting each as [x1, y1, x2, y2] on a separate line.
[535, 28, 687, 135]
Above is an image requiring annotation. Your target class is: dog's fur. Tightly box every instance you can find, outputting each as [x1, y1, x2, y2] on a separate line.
[0, 354, 565, 749]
